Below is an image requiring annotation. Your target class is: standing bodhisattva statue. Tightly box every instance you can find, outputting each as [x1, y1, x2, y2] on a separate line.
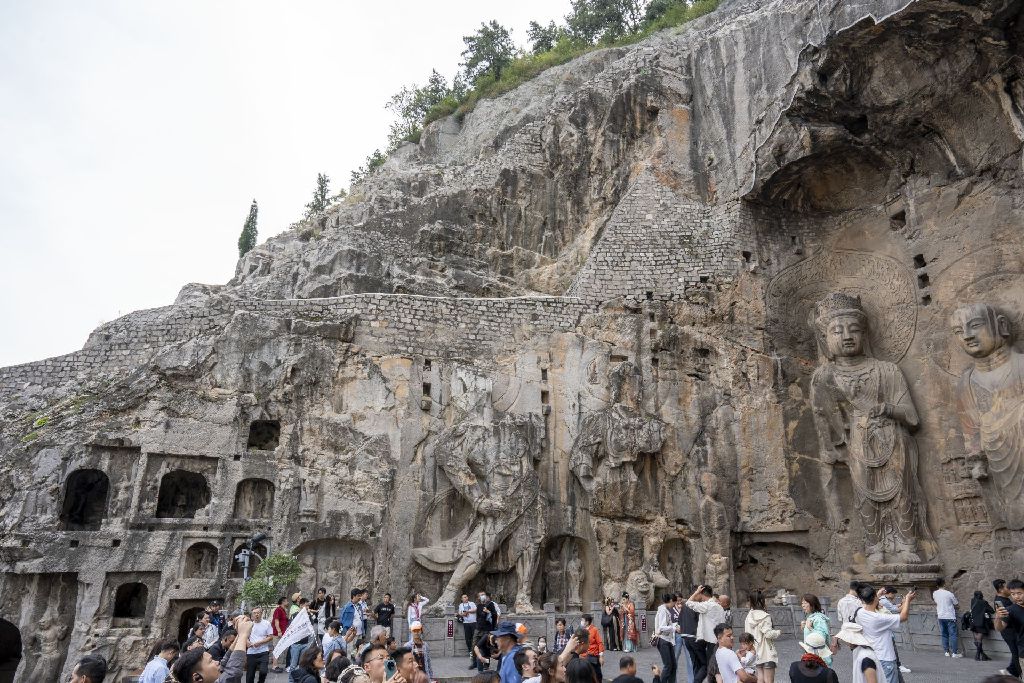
[951, 303, 1024, 529]
[809, 292, 929, 566]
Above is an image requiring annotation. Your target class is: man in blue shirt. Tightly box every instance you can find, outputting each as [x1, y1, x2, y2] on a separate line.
[340, 588, 361, 632]
[494, 621, 523, 683]
[139, 640, 179, 683]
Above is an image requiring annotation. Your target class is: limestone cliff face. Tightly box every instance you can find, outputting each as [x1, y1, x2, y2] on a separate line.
[3, 1, 1024, 680]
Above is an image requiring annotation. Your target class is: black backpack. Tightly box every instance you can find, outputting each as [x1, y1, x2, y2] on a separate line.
[961, 611, 972, 631]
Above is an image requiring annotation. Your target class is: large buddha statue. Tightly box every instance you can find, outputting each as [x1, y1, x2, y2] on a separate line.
[950, 303, 1024, 529]
[809, 292, 930, 566]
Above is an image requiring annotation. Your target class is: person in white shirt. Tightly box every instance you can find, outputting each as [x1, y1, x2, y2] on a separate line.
[458, 593, 478, 669]
[855, 583, 916, 683]
[246, 606, 275, 683]
[686, 584, 727, 677]
[837, 581, 863, 625]
[713, 624, 756, 683]
[201, 612, 219, 649]
[836, 622, 879, 683]
[653, 593, 678, 683]
[933, 578, 961, 657]
[407, 592, 430, 628]
[138, 640, 179, 683]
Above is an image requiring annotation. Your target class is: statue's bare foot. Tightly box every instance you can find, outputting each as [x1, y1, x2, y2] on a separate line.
[425, 600, 452, 617]
[514, 597, 539, 614]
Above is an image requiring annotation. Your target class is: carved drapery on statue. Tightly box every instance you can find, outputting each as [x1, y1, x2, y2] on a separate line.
[951, 303, 1024, 530]
[569, 361, 665, 500]
[412, 368, 544, 613]
[809, 292, 932, 568]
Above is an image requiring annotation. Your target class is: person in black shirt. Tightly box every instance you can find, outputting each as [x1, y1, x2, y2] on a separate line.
[994, 579, 1022, 677]
[610, 656, 644, 683]
[474, 591, 500, 669]
[207, 628, 237, 663]
[373, 594, 396, 635]
[474, 633, 497, 672]
[994, 579, 1024, 678]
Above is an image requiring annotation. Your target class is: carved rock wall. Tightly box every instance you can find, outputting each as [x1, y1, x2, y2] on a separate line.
[3, 0, 1024, 680]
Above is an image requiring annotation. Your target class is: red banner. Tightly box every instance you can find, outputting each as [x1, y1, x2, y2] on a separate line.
[640, 615, 647, 632]
[447, 619, 455, 638]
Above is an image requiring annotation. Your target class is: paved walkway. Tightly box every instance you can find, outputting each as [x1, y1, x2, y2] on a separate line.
[263, 638, 1011, 683]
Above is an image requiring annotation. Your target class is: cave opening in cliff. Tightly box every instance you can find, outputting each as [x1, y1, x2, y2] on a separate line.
[155, 470, 211, 518]
[247, 420, 281, 450]
[234, 478, 275, 519]
[0, 618, 20, 683]
[60, 469, 109, 531]
[113, 582, 148, 619]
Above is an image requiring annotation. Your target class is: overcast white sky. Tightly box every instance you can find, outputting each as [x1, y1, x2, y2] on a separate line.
[0, 0, 571, 368]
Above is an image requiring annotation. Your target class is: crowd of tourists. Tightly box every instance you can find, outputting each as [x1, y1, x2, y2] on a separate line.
[54, 575, 1024, 683]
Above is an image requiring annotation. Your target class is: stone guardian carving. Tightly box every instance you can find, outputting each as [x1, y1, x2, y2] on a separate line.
[412, 369, 544, 613]
[951, 303, 1024, 529]
[809, 293, 930, 567]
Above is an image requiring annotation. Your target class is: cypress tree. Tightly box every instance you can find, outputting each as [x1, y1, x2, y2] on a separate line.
[304, 173, 331, 219]
[237, 199, 258, 258]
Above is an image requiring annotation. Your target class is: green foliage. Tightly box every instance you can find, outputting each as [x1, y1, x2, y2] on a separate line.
[566, 0, 647, 44]
[32, 415, 50, 429]
[527, 20, 563, 55]
[304, 173, 331, 219]
[239, 552, 301, 608]
[21, 431, 40, 443]
[237, 199, 258, 258]
[350, 150, 387, 185]
[461, 20, 517, 84]
[386, 70, 463, 149]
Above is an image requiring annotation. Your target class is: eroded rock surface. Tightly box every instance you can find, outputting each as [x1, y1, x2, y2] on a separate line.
[3, 1, 1024, 679]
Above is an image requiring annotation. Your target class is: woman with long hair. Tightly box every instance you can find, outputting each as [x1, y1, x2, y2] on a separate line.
[970, 590, 994, 660]
[744, 590, 781, 683]
[538, 651, 566, 683]
[289, 645, 325, 683]
[619, 593, 638, 653]
[799, 594, 833, 666]
[319, 594, 338, 636]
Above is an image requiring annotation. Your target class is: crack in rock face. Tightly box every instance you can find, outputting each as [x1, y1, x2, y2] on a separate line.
[4, 1, 1024, 680]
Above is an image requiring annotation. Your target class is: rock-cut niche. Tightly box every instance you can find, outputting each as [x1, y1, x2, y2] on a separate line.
[0, 618, 21, 683]
[234, 478, 275, 519]
[184, 542, 219, 578]
[247, 420, 280, 450]
[60, 469, 109, 530]
[112, 582, 148, 621]
[156, 470, 210, 518]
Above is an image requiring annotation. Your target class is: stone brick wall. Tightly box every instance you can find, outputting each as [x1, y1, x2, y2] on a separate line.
[0, 294, 597, 395]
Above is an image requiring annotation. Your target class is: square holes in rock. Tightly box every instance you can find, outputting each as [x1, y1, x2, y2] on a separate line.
[247, 420, 280, 451]
[913, 254, 927, 268]
[541, 390, 550, 405]
[424, 359, 432, 372]
[917, 273, 930, 289]
[890, 210, 906, 230]
[112, 539, 121, 547]
[541, 368, 548, 381]
[422, 382, 432, 398]
[69, 540, 79, 548]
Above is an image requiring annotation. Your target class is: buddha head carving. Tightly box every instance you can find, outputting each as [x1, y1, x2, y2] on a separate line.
[813, 293, 869, 360]
[950, 303, 1012, 359]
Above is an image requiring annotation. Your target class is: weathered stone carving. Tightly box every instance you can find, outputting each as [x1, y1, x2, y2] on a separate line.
[569, 361, 665, 494]
[300, 469, 321, 517]
[699, 472, 731, 593]
[566, 553, 583, 608]
[25, 616, 69, 682]
[412, 368, 544, 613]
[766, 250, 917, 362]
[809, 293, 930, 567]
[951, 303, 1024, 530]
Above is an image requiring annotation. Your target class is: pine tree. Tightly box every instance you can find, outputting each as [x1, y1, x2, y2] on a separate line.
[237, 199, 258, 258]
[304, 173, 331, 219]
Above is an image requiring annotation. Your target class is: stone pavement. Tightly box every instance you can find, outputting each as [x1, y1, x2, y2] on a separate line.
[263, 638, 1012, 683]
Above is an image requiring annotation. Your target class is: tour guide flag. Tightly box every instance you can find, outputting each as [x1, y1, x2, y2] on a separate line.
[273, 608, 315, 659]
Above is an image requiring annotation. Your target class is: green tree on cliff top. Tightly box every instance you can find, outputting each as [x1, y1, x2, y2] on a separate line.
[461, 20, 517, 84]
[304, 173, 331, 219]
[237, 199, 258, 258]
